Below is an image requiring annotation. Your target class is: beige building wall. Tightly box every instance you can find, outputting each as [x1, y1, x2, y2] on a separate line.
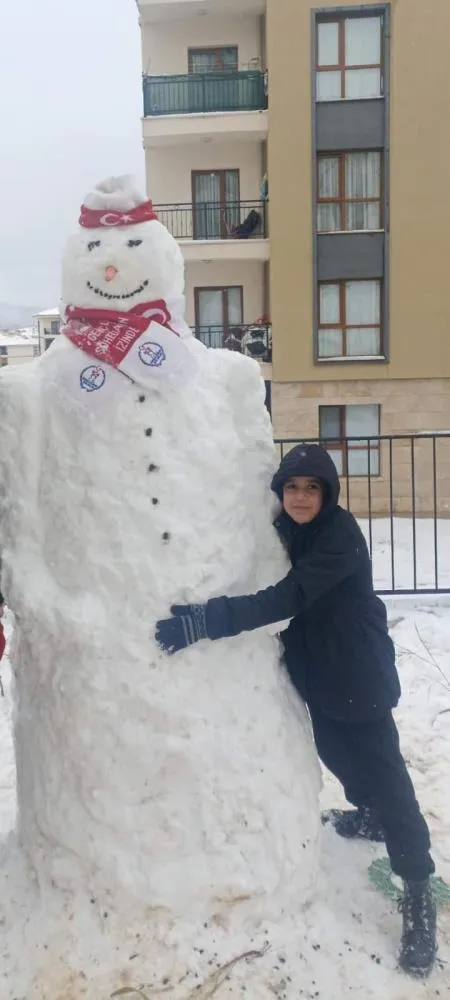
[147, 142, 264, 205]
[267, 0, 450, 384]
[142, 15, 263, 75]
[184, 260, 265, 327]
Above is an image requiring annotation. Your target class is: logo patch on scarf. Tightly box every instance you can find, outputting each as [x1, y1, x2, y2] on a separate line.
[138, 341, 166, 367]
[80, 365, 106, 392]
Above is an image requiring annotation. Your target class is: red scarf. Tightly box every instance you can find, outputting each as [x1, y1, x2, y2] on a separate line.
[62, 300, 178, 369]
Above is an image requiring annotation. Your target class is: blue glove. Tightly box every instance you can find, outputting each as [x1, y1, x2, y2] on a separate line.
[155, 603, 209, 655]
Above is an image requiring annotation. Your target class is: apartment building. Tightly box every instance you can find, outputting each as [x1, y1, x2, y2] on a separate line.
[137, 1, 450, 513]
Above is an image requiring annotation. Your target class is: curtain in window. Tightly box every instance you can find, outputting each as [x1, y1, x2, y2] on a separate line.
[318, 283, 342, 356]
[346, 280, 380, 356]
[316, 70, 341, 102]
[317, 22, 339, 65]
[197, 288, 242, 347]
[345, 17, 381, 66]
[346, 152, 380, 230]
[345, 16, 382, 98]
[190, 48, 238, 73]
[193, 173, 221, 239]
[345, 403, 380, 475]
[346, 280, 380, 323]
[224, 170, 240, 229]
[317, 157, 340, 231]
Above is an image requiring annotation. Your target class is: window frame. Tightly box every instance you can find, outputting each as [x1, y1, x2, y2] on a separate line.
[194, 285, 244, 338]
[319, 403, 381, 477]
[316, 278, 383, 361]
[188, 47, 239, 73]
[316, 10, 384, 101]
[317, 149, 383, 233]
[191, 169, 240, 240]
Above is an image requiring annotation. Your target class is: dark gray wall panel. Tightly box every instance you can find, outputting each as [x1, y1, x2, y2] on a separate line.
[317, 232, 384, 280]
[316, 100, 385, 152]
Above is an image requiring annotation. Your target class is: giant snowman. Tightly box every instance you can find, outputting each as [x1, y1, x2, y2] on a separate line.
[0, 177, 321, 999]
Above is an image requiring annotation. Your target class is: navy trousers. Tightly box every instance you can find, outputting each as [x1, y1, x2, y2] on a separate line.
[308, 702, 435, 882]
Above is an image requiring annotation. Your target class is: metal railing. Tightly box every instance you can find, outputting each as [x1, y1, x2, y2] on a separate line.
[155, 200, 267, 240]
[194, 324, 271, 360]
[143, 70, 266, 116]
[274, 433, 450, 595]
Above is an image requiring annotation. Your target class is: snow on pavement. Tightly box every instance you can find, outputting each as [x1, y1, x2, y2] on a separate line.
[0, 600, 449, 998]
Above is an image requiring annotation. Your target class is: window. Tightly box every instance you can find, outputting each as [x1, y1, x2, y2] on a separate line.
[50, 319, 60, 336]
[317, 280, 382, 360]
[316, 14, 383, 101]
[192, 170, 239, 239]
[188, 47, 238, 73]
[319, 404, 380, 476]
[194, 286, 243, 348]
[317, 151, 381, 232]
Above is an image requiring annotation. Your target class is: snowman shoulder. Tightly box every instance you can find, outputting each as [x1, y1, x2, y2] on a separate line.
[208, 347, 266, 401]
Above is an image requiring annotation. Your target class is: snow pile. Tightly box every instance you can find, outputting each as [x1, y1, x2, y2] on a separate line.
[1, 599, 449, 998]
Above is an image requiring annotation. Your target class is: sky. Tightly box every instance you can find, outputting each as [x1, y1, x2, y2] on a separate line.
[0, 0, 145, 311]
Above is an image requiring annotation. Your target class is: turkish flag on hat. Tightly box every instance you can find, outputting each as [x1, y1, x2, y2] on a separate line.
[79, 176, 159, 229]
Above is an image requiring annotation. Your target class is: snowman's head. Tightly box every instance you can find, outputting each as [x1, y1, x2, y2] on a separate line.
[61, 176, 185, 314]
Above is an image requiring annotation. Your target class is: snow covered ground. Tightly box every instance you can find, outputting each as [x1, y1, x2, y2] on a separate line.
[0, 537, 449, 997]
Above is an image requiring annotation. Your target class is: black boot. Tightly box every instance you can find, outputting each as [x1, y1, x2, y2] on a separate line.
[399, 879, 437, 978]
[321, 806, 385, 843]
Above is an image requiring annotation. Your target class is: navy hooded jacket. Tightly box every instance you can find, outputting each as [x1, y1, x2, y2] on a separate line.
[205, 444, 400, 722]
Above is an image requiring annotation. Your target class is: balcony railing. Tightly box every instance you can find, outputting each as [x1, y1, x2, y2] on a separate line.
[194, 324, 272, 361]
[143, 70, 266, 116]
[155, 201, 268, 240]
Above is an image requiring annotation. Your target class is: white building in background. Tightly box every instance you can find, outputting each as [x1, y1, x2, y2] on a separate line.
[35, 308, 61, 354]
[0, 329, 39, 368]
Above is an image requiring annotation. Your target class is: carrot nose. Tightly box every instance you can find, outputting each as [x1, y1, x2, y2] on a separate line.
[105, 265, 118, 282]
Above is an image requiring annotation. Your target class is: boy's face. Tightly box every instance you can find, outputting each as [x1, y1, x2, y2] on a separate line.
[282, 476, 323, 524]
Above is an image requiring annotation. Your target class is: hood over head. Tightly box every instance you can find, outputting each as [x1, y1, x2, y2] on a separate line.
[271, 444, 340, 519]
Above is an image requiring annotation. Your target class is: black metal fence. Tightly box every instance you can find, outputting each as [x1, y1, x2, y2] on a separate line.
[155, 200, 267, 241]
[274, 434, 450, 595]
[195, 323, 271, 360]
[143, 70, 266, 116]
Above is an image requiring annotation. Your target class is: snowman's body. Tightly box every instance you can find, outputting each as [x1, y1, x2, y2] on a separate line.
[0, 179, 320, 998]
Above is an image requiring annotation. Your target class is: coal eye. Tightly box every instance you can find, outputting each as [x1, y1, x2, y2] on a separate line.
[87, 240, 101, 251]
[127, 239, 143, 248]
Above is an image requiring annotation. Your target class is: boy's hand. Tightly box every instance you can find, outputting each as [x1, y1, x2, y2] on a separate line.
[155, 603, 208, 655]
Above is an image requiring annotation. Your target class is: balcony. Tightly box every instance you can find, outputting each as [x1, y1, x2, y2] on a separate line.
[155, 200, 269, 261]
[142, 71, 268, 146]
[194, 324, 272, 362]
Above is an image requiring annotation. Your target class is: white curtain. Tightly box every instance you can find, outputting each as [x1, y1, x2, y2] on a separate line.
[345, 17, 381, 66]
[345, 403, 380, 475]
[197, 289, 223, 329]
[190, 49, 237, 73]
[316, 70, 341, 102]
[319, 283, 342, 356]
[346, 280, 380, 324]
[194, 173, 221, 239]
[345, 67, 381, 99]
[346, 152, 380, 230]
[346, 280, 380, 355]
[344, 18, 381, 99]
[317, 21, 339, 65]
[317, 157, 340, 231]
[320, 282, 340, 322]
